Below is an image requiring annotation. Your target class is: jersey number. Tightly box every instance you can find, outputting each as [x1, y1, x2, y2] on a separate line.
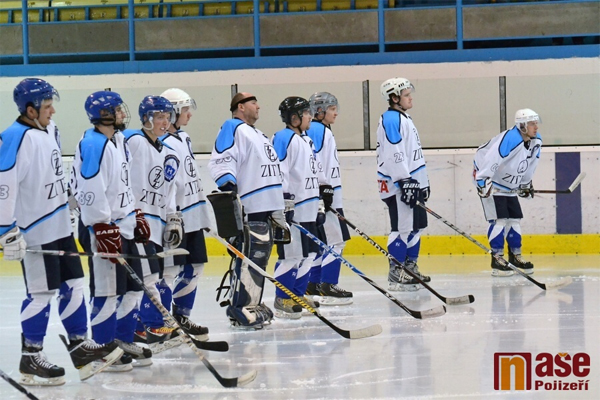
[0, 185, 8, 200]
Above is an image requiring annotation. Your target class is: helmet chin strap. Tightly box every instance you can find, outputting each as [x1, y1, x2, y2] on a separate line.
[33, 118, 45, 130]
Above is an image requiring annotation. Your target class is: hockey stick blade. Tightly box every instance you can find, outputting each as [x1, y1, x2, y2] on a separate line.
[191, 338, 229, 352]
[328, 209, 475, 306]
[540, 276, 573, 290]
[204, 228, 382, 339]
[25, 248, 190, 259]
[116, 257, 256, 387]
[292, 223, 447, 319]
[568, 172, 586, 192]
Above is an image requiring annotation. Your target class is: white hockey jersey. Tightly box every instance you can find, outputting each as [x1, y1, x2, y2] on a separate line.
[70, 128, 136, 239]
[0, 119, 71, 246]
[376, 109, 429, 200]
[272, 128, 323, 223]
[473, 126, 542, 195]
[123, 129, 179, 245]
[306, 120, 344, 209]
[161, 130, 210, 232]
[209, 118, 284, 215]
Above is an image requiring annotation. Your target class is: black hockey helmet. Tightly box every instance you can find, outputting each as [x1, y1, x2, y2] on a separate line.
[278, 96, 311, 126]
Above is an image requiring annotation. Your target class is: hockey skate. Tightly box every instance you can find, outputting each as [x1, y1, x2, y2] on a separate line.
[491, 254, 515, 277]
[115, 339, 153, 367]
[317, 283, 353, 305]
[59, 335, 123, 381]
[145, 326, 184, 354]
[295, 296, 320, 316]
[19, 337, 66, 386]
[509, 249, 534, 275]
[388, 265, 421, 291]
[405, 259, 431, 283]
[102, 353, 133, 373]
[274, 296, 302, 319]
[305, 281, 320, 299]
[227, 304, 273, 330]
[174, 314, 209, 342]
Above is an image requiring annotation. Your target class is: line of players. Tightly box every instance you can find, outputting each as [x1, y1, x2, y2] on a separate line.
[0, 75, 541, 386]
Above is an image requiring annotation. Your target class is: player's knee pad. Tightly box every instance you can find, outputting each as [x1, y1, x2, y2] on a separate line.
[505, 218, 522, 249]
[90, 296, 119, 327]
[488, 219, 507, 253]
[117, 291, 141, 318]
[387, 231, 409, 264]
[162, 265, 180, 287]
[21, 291, 54, 319]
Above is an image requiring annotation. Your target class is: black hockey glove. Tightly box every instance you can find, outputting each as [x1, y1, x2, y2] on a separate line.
[319, 184, 334, 210]
[283, 193, 295, 224]
[218, 181, 238, 194]
[397, 178, 420, 208]
[518, 181, 534, 198]
[421, 187, 431, 202]
[316, 200, 326, 226]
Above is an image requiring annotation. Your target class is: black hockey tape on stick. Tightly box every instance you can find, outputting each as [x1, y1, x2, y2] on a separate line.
[0, 368, 40, 400]
[24, 248, 190, 260]
[292, 223, 447, 319]
[328, 209, 474, 306]
[417, 202, 573, 291]
[204, 227, 383, 339]
[115, 257, 256, 387]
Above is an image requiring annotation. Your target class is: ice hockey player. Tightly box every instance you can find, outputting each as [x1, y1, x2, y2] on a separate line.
[70, 90, 153, 370]
[473, 109, 542, 276]
[208, 92, 286, 329]
[123, 96, 184, 352]
[159, 88, 211, 341]
[271, 96, 326, 318]
[377, 77, 431, 291]
[305, 92, 353, 305]
[0, 78, 122, 386]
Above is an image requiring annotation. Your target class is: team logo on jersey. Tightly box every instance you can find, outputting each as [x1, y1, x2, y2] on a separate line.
[164, 154, 179, 182]
[517, 160, 528, 174]
[121, 162, 129, 186]
[186, 137, 195, 158]
[51, 150, 63, 176]
[491, 163, 499, 172]
[530, 144, 541, 159]
[54, 126, 61, 148]
[309, 154, 318, 174]
[185, 156, 196, 178]
[264, 143, 278, 162]
[148, 166, 164, 189]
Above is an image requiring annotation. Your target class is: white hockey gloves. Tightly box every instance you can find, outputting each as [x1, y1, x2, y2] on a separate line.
[163, 211, 184, 249]
[0, 227, 27, 261]
[518, 181, 534, 198]
[270, 209, 292, 244]
[316, 199, 326, 226]
[476, 178, 493, 198]
[397, 178, 420, 208]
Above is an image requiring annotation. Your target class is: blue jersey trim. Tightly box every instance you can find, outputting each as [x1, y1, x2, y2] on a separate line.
[181, 200, 206, 213]
[333, 185, 342, 191]
[79, 128, 109, 179]
[492, 181, 512, 191]
[20, 203, 68, 233]
[295, 196, 319, 207]
[498, 127, 524, 158]
[215, 173, 237, 188]
[272, 128, 295, 161]
[214, 119, 245, 154]
[114, 210, 136, 224]
[144, 213, 166, 225]
[377, 171, 392, 180]
[306, 122, 326, 153]
[0, 122, 29, 172]
[383, 110, 402, 145]
[410, 165, 426, 175]
[240, 183, 282, 200]
[122, 129, 144, 141]
[0, 222, 17, 236]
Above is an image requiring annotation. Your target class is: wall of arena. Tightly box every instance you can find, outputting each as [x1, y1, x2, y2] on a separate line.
[2, 56, 598, 254]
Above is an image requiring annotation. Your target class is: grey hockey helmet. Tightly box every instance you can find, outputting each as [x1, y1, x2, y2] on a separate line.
[309, 92, 339, 117]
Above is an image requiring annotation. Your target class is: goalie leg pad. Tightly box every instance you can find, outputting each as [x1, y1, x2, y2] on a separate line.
[207, 191, 244, 238]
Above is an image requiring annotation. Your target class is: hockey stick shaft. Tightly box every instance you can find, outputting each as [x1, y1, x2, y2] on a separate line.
[328, 209, 474, 306]
[416, 202, 572, 291]
[204, 228, 382, 339]
[292, 223, 446, 319]
[0, 369, 39, 400]
[25, 248, 189, 260]
[505, 172, 586, 194]
[116, 257, 256, 387]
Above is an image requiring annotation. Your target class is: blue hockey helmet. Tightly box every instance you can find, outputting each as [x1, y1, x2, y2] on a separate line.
[84, 90, 130, 130]
[13, 78, 60, 114]
[138, 95, 176, 127]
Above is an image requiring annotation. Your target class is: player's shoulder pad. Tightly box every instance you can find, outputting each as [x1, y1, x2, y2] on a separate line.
[0, 121, 30, 172]
[122, 128, 144, 141]
[498, 126, 524, 158]
[382, 109, 402, 144]
[306, 121, 326, 153]
[215, 119, 245, 153]
[272, 128, 295, 161]
[79, 128, 110, 179]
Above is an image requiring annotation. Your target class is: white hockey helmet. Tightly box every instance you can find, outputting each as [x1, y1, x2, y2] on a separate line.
[380, 77, 414, 102]
[160, 88, 197, 115]
[515, 108, 541, 132]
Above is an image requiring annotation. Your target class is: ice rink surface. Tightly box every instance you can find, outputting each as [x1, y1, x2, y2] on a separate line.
[0, 254, 598, 400]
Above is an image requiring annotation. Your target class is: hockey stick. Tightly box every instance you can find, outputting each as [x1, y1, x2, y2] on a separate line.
[0, 368, 39, 400]
[417, 202, 573, 291]
[292, 223, 446, 319]
[506, 172, 586, 194]
[328, 209, 474, 306]
[24, 248, 190, 260]
[204, 228, 382, 339]
[116, 257, 256, 387]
